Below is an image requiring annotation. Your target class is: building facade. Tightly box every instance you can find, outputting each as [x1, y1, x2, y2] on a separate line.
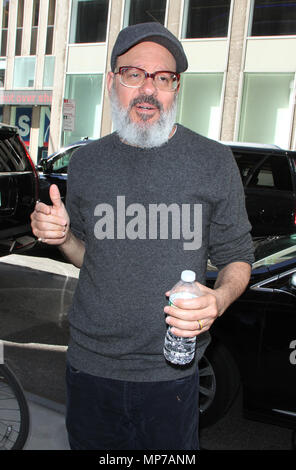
[0, 0, 296, 163]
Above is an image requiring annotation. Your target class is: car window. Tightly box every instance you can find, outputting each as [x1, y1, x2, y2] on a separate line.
[52, 146, 80, 173]
[232, 151, 267, 184]
[0, 134, 30, 172]
[249, 155, 293, 191]
[253, 236, 296, 268]
[232, 151, 293, 191]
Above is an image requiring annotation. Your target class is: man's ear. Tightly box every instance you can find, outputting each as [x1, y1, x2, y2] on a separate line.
[107, 71, 114, 95]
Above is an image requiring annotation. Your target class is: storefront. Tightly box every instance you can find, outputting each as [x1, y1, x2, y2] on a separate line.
[0, 90, 52, 162]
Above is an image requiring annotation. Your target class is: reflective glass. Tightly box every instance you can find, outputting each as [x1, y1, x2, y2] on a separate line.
[124, 0, 166, 26]
[69, 0, 109, 43]
[182, 0, 231, 39]
[63, 74, 103, 145]
[250, 0, 296, 36]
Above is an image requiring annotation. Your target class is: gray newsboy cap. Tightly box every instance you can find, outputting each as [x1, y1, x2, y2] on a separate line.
[111, 22, 188, 73]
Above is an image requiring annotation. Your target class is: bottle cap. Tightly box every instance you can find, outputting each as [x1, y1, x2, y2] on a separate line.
[181, 270, 196, 282]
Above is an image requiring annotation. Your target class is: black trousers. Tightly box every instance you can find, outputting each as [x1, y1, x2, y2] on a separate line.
[65, 362, 199, 450]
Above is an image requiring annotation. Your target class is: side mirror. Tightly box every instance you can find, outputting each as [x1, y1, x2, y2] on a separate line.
[42, 159, 53, 173]
[291, 273, 296, 290]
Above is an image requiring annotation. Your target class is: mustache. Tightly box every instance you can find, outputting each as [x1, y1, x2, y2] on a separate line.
[129, 94, 163, 111]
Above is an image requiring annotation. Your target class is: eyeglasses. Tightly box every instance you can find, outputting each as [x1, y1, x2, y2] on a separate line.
[115, 66, 180, 92]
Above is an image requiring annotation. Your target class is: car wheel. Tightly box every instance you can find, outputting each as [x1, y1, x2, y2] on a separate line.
[199, 341, 241, 428]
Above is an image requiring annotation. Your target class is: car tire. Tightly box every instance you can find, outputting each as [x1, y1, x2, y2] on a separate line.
[199, 341, 241, 428]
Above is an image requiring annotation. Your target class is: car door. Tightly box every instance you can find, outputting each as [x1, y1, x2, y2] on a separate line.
[0, 125, 38, 246]
[254, 265, 296, 427]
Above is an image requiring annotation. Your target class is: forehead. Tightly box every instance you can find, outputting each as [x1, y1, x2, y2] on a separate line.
[116, 41, 176, 71]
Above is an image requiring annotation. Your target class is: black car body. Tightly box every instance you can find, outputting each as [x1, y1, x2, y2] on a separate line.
[201, 235, 296, 430]
[0, 124, 39, 255]
[39, 139, 296, 237]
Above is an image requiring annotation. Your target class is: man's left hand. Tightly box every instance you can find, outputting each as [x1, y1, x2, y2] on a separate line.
[163, 283, 219, 337]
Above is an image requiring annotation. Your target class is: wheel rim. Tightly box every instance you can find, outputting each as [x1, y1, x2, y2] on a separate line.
[199, 355, 216, 414]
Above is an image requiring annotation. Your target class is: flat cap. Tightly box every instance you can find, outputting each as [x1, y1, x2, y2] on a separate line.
[111, 22, 188, 73]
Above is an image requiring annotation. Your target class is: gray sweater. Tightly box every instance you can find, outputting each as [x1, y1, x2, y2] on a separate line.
[66, 124, 254, 381]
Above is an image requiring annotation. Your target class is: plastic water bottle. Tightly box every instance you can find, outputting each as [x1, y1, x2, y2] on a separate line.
[164, 270, 202, 365]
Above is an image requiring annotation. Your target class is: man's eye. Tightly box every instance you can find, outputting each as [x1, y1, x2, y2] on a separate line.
[158, 75, 169, 82]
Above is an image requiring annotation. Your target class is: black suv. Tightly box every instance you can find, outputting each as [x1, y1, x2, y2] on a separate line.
[0, 124, 39, 255]
[227, 143, 296, 237]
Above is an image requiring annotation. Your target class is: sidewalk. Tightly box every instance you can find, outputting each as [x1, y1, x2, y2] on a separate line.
[24, 393, 70, 450]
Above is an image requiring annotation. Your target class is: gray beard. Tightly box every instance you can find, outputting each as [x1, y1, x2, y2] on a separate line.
[109, 87, 178, 148]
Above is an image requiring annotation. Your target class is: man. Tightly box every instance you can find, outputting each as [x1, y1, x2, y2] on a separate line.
[31, 22, 254, 450]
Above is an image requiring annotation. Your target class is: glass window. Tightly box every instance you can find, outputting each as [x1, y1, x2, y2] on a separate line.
[13, 57, 36, 88]
[177, 73, 224, 139]
[233, 151, 293, 190]
[182, 0, 231, 39]
[250, 0, 296, 36]
[30, 0, 40, 55]
[43, 56, 55, 88]
[15, 0, 24, 56]
[63, 74, 103, 145]
[0, 58, 6, 87]
[1, 0, 9, 57]
[238, 73, 295, 148]
[46, 0, 56, 55]
[123, 0, 166, 27]
[69, 0, 109, 44]
[250, 155, 293, 190]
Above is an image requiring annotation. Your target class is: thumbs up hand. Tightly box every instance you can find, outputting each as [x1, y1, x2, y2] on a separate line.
[31, 184, 70, 245]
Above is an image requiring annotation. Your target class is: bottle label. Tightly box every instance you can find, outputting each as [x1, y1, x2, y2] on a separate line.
[169, 292, 197, 307]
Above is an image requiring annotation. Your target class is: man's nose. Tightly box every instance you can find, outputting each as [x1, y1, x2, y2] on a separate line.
[139, 76, 157, 95]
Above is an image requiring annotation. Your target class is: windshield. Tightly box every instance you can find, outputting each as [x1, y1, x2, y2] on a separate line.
[253, 235, 296, 268]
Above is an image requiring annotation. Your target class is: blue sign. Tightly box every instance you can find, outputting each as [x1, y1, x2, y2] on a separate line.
[15, 107, 32, 147]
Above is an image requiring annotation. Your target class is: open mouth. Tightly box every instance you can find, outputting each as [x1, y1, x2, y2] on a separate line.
[135, 103, 157, 111]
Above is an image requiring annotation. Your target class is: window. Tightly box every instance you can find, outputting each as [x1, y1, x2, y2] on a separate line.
[63, 74, 103, 145]
[15, 0, 24, 56]
[46, 0, 56, 55]
[238, 73, 295, 148]
[1, 0, 9, 57]
[69, 0, 109, 44]
[30, 0, 40, 55]
[52, 147, 80, 173]
[182, 0, 231, 39]
[0, 59, 6, 87]
[250, 0, 296, 36]
[177, 73, 224, 139]
[13, 57, 36, 88]
[43, 56, 55, 88]
[234, 151, 293, 190]
[123, 0, 166, 27]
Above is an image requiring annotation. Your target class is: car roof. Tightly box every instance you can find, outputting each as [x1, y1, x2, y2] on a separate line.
[221, 141, 282, 150]
[45, 139, 92, 161]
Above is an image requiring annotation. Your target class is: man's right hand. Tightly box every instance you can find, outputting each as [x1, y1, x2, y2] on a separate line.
[31, 184, 70, 245]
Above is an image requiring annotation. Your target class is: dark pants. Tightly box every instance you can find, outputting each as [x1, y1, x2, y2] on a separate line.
[65, 362, 199, 450]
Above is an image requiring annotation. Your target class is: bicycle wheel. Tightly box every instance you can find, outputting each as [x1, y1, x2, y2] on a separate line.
[0, 363, 30, 450]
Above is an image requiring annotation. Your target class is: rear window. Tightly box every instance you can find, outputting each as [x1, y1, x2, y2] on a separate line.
[233, 151, 293, 191]
[0, 132, 31, 172]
